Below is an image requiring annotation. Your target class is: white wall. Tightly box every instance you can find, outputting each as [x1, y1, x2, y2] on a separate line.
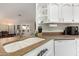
[0, 3, 36, 34]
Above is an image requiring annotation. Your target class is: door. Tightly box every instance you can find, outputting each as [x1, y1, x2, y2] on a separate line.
[49, 3, 59, 22]
[62, 4, 73, 22]
[55, 40, 76, 56]
[8, 25, 15, 34]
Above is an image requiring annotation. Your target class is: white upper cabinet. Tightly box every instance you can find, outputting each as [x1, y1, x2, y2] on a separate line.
[36, 3, 79, 24]
[36, 3, 49, 31]
[36, 3, 49, 23]
[49, 3, 59, 22]
[74, 4, 79, 23]
[62, 4, 73, 22]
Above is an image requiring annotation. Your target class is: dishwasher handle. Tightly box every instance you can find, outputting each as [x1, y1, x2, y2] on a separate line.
[37, 48, 48, 56]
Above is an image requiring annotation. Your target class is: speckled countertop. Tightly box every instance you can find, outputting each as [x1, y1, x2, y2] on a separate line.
[41, 32, 79, 40]
[0, 33, 79, 56]
[42, 35, 79, 40]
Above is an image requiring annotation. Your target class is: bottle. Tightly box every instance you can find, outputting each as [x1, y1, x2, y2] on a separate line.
[38, 26, 42, 33]
[38, 26, 42, 37]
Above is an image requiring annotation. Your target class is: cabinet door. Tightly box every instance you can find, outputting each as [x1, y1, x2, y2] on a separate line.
[74, 4, 79, 23]
[24, 40, 54, 56]
[36, 3, 48, 18]
[76, 39, 79, 56]
[55, 40, 76, 56]
[49, 3, 59, 22]
[62, 4, 73, 22]
[36, 3, 48, 31]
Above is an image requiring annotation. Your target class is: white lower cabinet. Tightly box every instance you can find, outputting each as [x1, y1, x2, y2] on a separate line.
[76, 39, 79, 56]
[24, 39, 77, 56]
[55, 40, 76, 56]
[24, 39, 54, 56]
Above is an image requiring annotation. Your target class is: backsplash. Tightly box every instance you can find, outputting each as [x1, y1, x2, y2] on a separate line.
[42, 23, 79, 32]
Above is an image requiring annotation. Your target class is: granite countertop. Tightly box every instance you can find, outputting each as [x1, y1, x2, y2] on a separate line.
[42, 35, 79, 40]
[0, 32, 79, 56]
[41, 32, 79, 40]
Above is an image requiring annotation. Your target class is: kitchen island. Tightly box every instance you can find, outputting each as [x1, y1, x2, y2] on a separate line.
[0, 32, 79, 56]
[0, 35, 50, 56]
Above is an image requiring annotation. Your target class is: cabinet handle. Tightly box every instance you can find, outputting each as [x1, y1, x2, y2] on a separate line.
[62, 4, 71, 7]
[55, 40, 64, 42]
[37, 48, 48, 56]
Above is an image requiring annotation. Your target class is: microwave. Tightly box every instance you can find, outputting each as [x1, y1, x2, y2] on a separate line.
[64, 26, 78, 35]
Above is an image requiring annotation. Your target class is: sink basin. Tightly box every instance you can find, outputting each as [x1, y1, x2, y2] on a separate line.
[3, 37, 45, 53]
